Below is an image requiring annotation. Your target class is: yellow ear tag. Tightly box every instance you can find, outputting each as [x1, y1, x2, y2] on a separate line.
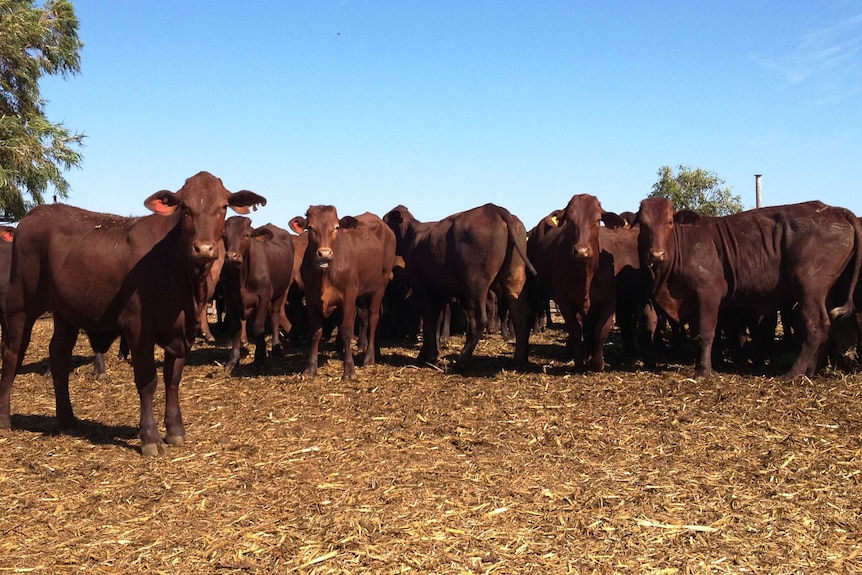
[550, 215, 558, 226]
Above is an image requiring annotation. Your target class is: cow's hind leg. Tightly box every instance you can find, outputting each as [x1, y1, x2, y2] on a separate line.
[785, 297, 830, 380]
[453, 295, 488, 371]
[49, 317, 80, 430]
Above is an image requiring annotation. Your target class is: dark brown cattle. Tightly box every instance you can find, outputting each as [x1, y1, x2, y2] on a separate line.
[598, 224, 657, 364]
[0, 172, 266, 455]
[635, 197, 862, 379]
[220, 217, 294, 374]
[197, 239, 226, 344]
[290, 206, 396, 379]
[382, 204, 535, 370]
[0, 225, 15, 327]
[527, 195, 625, 370]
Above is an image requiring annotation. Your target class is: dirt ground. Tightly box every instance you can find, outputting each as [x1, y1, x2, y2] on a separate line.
[0, 316, 860, 574]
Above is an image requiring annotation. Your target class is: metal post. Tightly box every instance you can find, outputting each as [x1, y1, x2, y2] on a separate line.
[754, 174, 762, 208]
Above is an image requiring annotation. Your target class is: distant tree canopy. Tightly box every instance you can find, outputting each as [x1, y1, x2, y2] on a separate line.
[650, 165, 744, 217]
[0, 0, 84, 221]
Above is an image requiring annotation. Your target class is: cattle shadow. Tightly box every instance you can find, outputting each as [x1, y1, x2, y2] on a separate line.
[9, 413, 140, 453]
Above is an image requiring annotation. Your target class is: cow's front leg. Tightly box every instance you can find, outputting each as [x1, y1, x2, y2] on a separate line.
[131, 347, 164, 456]
[303, 308, 323, 378]
[340, 296, 358, 380]
[162, 351, 187, 448]
[695, 302, 719, 379]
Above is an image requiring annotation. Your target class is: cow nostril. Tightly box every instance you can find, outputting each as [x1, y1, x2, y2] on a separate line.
[649, 249, 665, 263]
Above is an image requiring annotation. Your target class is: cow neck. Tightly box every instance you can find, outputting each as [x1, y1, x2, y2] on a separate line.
[648, 225, 682, 295]
[157, 213, 213, 307]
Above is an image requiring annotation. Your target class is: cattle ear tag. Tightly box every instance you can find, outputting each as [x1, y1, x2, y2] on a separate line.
[1, 231, 12, 242]
[550, 215, 558, 226]
[153, 199, 173, 214]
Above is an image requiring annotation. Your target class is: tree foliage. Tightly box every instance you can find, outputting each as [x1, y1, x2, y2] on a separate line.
[650, 165, 744, 217]
[0, 0, 84, 220]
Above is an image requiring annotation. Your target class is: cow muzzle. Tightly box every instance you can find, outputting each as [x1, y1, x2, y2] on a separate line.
[316, 247, 333, 269]
[224, 252, 243, 265]
[572, 245, 592, 261]
[192, 242, 219, 261]
[647, 249, 666, 264]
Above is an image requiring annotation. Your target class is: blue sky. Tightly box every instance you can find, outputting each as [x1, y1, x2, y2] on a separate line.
[41, 1, 862, 229]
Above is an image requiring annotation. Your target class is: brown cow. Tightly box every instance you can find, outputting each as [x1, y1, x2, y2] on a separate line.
[220, 218, 294, 374]
[198, 238, 226, 344]
[290, 206, 396, 379]
[382, 204, 535, 370]
[0, 225, 15, 327]
[635, 197, 862, 379]
[0, 171, 266, 455]
[598, 223, 657, 365]
[527, 195, 625, 370]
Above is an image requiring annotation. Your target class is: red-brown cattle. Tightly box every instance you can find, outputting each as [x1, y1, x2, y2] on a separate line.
[527, 195, 625, 370]
[382, 204, 535, 370]
[220, 217, 294, 374]
[0, 172, 266, 455]
[197, 239, 225, 344]
[0, 225, 15, 327]
[290, 206, 396, 379]
[598, 224, 657, 364]
[635, 197, 862, 379]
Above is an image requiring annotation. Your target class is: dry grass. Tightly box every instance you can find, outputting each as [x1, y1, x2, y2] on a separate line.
[1, 317, 860, 574]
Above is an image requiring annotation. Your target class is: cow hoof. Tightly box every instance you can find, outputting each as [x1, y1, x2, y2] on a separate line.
[165, 434, 185, 447]
[141, 441, 167, 457]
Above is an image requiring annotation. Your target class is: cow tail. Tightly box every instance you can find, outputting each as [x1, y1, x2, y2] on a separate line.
[828, 211, 862, 320]
[498, 207, 538, 276]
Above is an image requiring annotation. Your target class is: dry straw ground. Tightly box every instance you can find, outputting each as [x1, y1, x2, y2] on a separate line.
[1, 316, 861, 574]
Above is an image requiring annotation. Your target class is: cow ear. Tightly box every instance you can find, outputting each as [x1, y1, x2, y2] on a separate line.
[601, 211, 627, 229]
[144, 190, 180, 215]
[339, 216, 361, 229]
[252, 227, 275, 241]
[289, 216, 306, 234]
[674, 210, 701, 224]
[229, 190, 267, 214]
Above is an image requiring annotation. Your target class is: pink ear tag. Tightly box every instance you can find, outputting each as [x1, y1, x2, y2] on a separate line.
[1, 231, 12, 242]
[153, 199, 172, 214]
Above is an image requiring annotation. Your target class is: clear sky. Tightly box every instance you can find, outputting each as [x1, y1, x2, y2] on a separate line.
[41, 1, 862, 230]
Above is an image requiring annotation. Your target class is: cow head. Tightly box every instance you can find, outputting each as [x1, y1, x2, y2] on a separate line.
[300, 205, 342, 270]
[382, 205, 415, 256]
[636, 197, 685, 267]
[144, 171, 267, 264]
[559, 194, 624, 263]
[223, 216, 254, 266]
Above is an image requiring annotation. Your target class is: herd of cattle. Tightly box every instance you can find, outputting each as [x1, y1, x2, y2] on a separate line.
[0, 171, 860, 455]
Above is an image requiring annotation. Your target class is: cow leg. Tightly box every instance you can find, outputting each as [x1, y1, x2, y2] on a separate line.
[556, 300, 585, 369]
[225, 331, 243, 374]
[502, 288, 531, 367]
[786, 297, 830, 380]
[587, 305, 615, 372]
[695, 302, 719, 378]
[303, 308, 324, 378]
[454, 294, 488, 370]
[0, 308, 40, 429]
[340, 297, 359, 380]
[199, 304, 216, 343]
[129, 346, 165, 456]
[362, 288, 386, 367]
[47, 316, 79, 430]
[270, 293, 290, 357]
[417, 299, 443, 366]
[162, 351, 187, 448]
